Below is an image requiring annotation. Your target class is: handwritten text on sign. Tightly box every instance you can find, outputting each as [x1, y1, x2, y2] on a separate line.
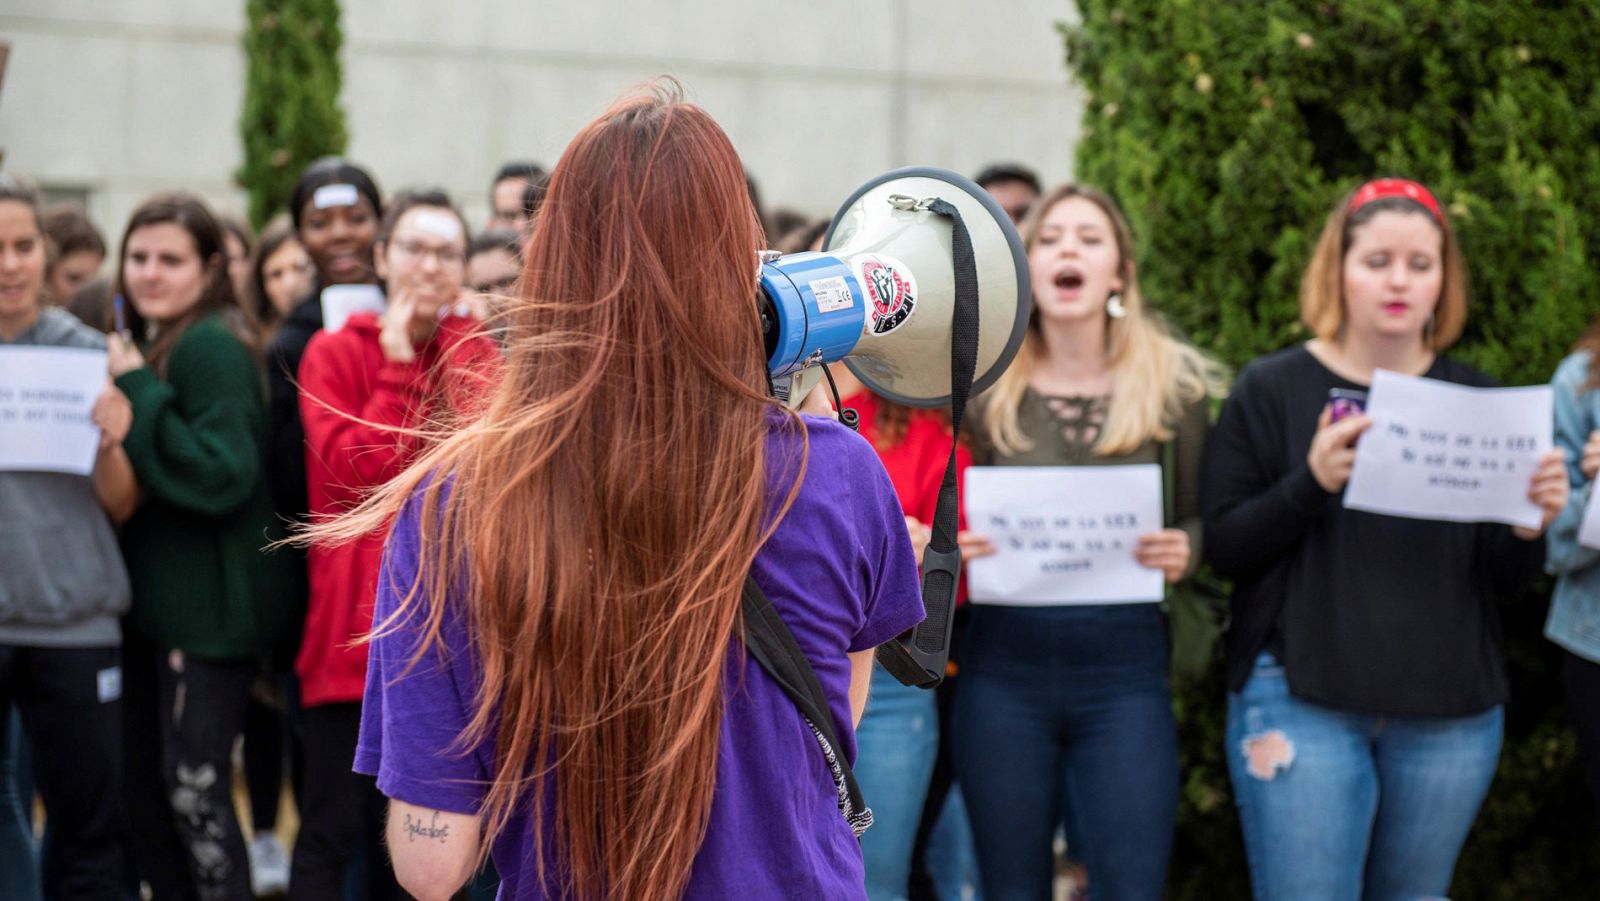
[0, 346, 108, 476]
[964, 465, 1164, 605]
[1343, 369, 1551, 529]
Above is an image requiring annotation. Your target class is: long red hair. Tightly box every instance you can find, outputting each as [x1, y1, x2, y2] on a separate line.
[316, 83, 796, 898]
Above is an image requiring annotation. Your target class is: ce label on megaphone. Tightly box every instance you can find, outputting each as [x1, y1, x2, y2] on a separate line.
[757, 167, 1031, 409]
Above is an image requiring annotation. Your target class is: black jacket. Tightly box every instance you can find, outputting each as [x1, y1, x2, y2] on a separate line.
[265, 291, 324, 524]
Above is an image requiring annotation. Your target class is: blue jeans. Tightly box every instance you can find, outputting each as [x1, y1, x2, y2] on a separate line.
[0, 706, 40, 901]
[953, 603, 1178, 901]
[923, 787, 982, 901]
[1226, 652, 1503, 901]
[857, 663, 939, 901]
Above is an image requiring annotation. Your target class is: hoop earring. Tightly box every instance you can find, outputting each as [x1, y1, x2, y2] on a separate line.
[1106, 292, 1127, 320]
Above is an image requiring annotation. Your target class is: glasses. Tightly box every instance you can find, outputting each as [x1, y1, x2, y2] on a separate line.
[471, 274, 519, 295]
[392, 238, 465, 267]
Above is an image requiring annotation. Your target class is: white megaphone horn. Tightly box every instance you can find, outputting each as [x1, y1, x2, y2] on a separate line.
[758, 167, 1031, 408]
[756, 167, 1032, 687]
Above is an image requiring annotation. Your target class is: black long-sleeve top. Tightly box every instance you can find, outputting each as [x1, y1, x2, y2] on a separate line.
[1201, 346, 1545, 716]
[265, 291, 324, 525]
[260, 291, 324, 656]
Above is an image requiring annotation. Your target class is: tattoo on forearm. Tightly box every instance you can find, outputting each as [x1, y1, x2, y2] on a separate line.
[403, 811, 451, 844]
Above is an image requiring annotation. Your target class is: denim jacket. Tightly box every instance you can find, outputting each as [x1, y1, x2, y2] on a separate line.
[1545, 351, 1600, 663]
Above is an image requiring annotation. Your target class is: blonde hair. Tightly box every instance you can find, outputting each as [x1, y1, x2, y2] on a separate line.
[979, 185, 1227, 457]
[1299, 189, 1467, 351]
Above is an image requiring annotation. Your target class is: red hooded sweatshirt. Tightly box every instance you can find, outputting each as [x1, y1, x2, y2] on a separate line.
[295, 311, 498, 707]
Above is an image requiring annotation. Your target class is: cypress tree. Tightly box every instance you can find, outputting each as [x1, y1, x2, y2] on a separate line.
[236, 0, 349, 229]
[1063, 2, 1600, 897]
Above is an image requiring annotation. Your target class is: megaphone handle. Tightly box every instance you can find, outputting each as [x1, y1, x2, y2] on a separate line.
[876, 197, 980, 689]
[819, 363, 861, 432]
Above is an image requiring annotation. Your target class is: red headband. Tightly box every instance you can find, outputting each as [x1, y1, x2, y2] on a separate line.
[1349, 178, 1444, 223]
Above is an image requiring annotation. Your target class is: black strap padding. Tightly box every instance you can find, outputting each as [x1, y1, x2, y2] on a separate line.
[875, 197, 980, 688]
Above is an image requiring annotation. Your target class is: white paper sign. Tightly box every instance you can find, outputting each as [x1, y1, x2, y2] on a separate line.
[1577, 490, 1600, 550]
[321, 284, 387, 333]
[964, 465, 1165, 605]
[1344, 369, 1550, 528]
[0, 346, 108, 475]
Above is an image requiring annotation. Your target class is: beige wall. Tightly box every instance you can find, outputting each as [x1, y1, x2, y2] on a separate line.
[1, 1, 1082, 248]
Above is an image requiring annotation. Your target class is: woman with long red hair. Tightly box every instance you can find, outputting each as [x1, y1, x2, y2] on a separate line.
[328, 84, 922, 899]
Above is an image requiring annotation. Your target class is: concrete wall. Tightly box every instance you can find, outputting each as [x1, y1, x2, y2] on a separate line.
[1, 1, 1083, 248]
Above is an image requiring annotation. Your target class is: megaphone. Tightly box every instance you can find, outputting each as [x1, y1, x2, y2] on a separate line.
[758, 167, 1031, 407]
[757, 167, 1032, 689]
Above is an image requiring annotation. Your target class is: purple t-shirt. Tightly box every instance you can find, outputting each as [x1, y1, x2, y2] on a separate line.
[354, 414, 924, 899]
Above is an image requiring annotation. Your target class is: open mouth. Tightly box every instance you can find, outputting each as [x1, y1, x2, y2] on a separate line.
[1054, 270, 1085, 291]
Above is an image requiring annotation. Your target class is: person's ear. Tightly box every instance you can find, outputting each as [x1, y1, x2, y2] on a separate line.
[206, 252, 230, 287]
[1114, 259, 1135, 294]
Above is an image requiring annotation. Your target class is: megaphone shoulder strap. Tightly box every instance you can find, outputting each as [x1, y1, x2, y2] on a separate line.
[739, 575, 873, 837]
[876, 197, 980, 689]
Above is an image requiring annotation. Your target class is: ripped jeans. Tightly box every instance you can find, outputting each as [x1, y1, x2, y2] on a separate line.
[1225, 652, 1502, 901]
[124, 638, 255, 901]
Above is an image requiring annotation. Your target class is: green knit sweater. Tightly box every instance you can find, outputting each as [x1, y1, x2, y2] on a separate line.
[115, 313, 297, 659]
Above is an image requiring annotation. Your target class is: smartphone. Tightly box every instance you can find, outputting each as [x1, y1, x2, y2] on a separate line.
[1328, 388, 1368, 423]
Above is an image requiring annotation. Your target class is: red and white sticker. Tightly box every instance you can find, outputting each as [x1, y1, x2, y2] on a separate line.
[856, 254, 918, 336]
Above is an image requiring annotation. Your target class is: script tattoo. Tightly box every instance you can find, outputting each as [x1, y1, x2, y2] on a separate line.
[403, 811, 451, 844]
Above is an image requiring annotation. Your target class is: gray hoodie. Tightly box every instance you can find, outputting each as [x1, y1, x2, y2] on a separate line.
[0, 307, 130, 646]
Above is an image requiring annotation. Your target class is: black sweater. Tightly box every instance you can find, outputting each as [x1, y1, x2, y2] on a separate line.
[265, 291, 324, 525]
[1201, 346, 1544, 716]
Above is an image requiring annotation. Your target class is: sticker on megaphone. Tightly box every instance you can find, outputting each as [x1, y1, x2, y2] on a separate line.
[856, 254, 919, 337]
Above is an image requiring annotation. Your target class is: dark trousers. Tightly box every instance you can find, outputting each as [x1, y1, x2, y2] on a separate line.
[242, 674, 294, 834]
[288, 702, 403, 900]
[123, 637, 255, 901]
[0, 643, 124, 900]
[910, 609, 968, 901]
[1565, 649, 1600, 826]
[953, 603, 1179, 901]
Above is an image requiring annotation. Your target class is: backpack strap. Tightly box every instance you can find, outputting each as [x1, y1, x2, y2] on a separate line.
[740, 576, 873, 837]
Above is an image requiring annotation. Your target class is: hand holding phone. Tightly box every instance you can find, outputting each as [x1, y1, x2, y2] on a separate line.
[1309, 389, 1373, 493]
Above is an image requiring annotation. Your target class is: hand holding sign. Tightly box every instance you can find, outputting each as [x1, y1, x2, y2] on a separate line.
[1343, 370, 1556, 528]
[90, 381, 132, 452]
[1133, 528, 1191, 584]
[1517, 449, 1569, 539]
[1581, 430, 1600, 481]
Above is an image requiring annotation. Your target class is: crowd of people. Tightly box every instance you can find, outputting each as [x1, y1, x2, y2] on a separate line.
[1, 82, 1599, 901]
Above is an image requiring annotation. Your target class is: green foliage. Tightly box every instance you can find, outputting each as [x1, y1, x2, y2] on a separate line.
[236, 0, 349, 230]
[1062, 2, 1600, 897]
